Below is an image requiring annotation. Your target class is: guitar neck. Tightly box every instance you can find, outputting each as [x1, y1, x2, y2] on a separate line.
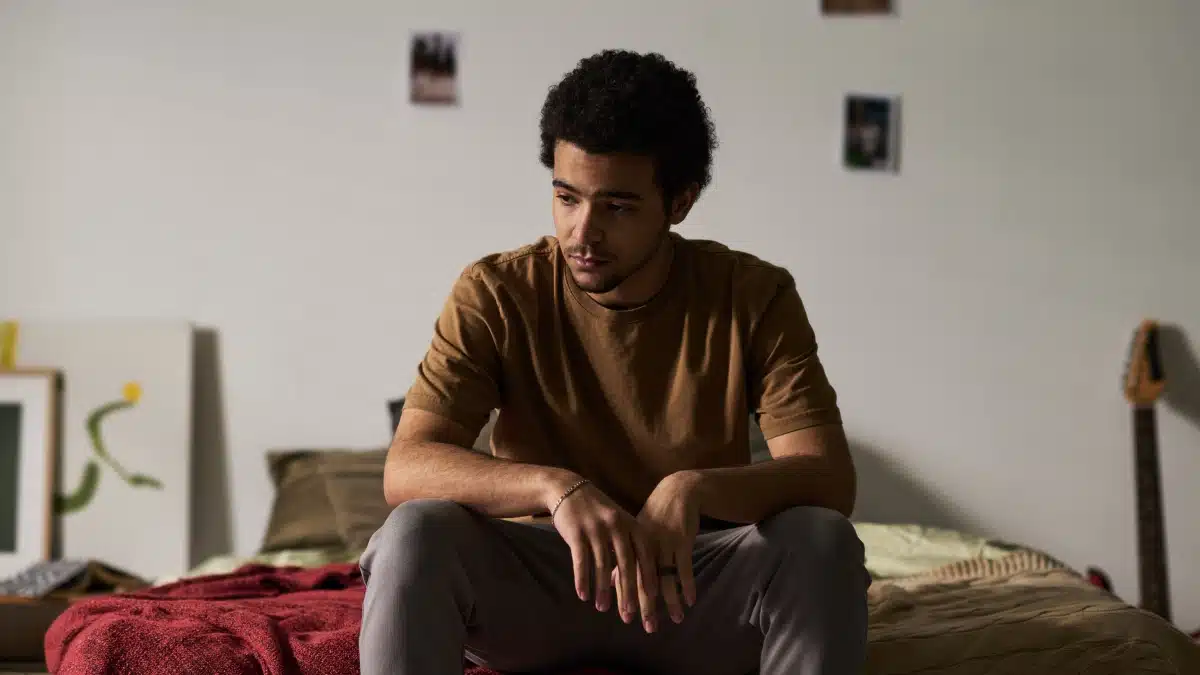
[1133, 405, 1171, 621]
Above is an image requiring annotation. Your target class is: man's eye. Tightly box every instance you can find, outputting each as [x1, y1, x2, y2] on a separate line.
[608, 203, 635, 214]
[556, 194, 577, 205]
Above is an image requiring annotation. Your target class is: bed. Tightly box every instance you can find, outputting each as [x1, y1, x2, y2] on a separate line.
[41, 415, 1200, 674]
[44, 521, 1200, 674]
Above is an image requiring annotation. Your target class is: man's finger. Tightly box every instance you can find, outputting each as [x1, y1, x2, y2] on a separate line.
[636, 563, 659, 633]
[631, 531, 658, 601]
[589, 528, 612, 612]
[659, 550, 685, 625]
[610, 530, 637, 624]
[561, 528, 590, 600]
[565, 530, 590, 602]
[632, 531, 658, 632]
[677, 543, 697, 607]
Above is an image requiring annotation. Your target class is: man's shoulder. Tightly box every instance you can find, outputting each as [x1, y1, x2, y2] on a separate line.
[457, 236, 560, 289]
[681, 236, 796, 294]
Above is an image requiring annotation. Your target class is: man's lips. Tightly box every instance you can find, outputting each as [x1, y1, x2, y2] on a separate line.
[570, 254, 611, 269]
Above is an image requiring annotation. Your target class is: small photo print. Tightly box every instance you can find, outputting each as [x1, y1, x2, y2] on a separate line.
[822, 0, 892, 14]
[843, 94, 899, 172]
[410, 31, 458, 105]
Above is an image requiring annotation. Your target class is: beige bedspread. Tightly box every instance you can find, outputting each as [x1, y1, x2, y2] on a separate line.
[866, 551, 1200, 674]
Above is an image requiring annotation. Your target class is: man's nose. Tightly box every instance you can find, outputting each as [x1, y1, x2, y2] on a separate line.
[575, 205, 603, 244]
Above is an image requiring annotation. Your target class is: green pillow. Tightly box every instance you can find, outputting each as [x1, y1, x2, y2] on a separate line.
[260, 448, 389, 553]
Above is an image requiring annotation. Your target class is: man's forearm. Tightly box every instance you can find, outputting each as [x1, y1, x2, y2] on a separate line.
[383, 440, 580, 519]
[682, 453, 856, 524]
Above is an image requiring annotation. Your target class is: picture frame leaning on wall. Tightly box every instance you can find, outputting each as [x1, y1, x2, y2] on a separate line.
[0, 369, 60, 580]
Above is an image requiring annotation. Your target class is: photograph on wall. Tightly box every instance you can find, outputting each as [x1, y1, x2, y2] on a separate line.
[410, 31, 459, 105]
[0, 370, 58, 579]
[843, 94, 900, 172]
[822, 0, 893, 14]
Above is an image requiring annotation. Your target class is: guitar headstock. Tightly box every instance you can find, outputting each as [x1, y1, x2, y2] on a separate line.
[1124, 319, 1166, 406]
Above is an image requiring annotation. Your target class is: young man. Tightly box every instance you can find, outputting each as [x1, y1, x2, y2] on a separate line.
[360, 50, 868, 675]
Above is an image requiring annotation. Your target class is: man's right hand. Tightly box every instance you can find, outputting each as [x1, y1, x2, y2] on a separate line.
[547, 475, 657, 628]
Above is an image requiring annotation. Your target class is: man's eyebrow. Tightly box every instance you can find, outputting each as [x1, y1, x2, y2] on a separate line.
[552, 179, 644, 202]
[597, 190, 644, 201]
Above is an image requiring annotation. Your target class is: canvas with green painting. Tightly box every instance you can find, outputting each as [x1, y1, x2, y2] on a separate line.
[8, 320, 194, 581]
[57, 381, 164, 515]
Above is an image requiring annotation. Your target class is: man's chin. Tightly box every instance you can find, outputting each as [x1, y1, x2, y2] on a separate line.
[572, 271, 622, 295]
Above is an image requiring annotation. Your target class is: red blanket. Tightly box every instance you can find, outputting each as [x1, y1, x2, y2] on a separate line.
[45, 563, 618, 675]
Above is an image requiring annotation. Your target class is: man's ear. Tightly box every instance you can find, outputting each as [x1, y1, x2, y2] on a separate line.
[667, 184, 700, 225]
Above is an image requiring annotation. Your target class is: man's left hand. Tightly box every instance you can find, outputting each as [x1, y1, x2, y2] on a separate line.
[634, 470, 702, 630]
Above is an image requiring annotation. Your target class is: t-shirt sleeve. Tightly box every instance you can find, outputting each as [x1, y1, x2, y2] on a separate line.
[403, 266, 503, 436]
[748, 278, 842, 440]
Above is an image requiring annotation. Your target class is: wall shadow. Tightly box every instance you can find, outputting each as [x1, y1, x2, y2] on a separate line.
[848, 438, 977, 534]
[749, 419, 975, 533]
[190, 327, 233, 567]
[1158, 324, 1200, 429]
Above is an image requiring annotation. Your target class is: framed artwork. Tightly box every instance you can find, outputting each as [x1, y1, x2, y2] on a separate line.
[843, 94, 901, 172]
[0, 369, 60, 579]
[822, 0, 893, 14]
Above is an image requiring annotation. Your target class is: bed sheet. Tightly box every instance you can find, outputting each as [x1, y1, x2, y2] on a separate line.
[155, 547, 364, 586]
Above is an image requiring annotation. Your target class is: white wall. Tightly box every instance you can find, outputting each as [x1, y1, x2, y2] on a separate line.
[3, 0, 1199, 628]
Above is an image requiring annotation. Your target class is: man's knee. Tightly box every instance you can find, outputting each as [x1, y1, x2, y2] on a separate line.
[381, 498, 473, 541]
[759, 506, 864, 568]
[361, 499, 475, 576]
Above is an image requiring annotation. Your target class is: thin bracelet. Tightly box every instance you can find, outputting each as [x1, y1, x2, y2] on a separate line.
[550, 479, 590, 518]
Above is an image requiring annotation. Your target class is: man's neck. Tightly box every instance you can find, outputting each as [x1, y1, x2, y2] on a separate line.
[588, 234, 676, 310]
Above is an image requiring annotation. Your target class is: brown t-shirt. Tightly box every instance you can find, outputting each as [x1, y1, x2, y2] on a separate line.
[404, 233, 842, 515]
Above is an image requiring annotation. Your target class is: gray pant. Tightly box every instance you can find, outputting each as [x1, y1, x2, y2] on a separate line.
[359, 499, 869, 675]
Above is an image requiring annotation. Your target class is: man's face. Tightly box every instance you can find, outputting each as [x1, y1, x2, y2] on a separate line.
[551, 141, 671, 295]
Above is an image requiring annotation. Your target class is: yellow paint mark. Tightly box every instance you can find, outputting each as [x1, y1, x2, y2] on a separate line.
[0, 321, 18, 370]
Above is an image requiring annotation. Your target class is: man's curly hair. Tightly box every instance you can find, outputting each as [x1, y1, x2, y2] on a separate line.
[539, 50, 718, 205]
